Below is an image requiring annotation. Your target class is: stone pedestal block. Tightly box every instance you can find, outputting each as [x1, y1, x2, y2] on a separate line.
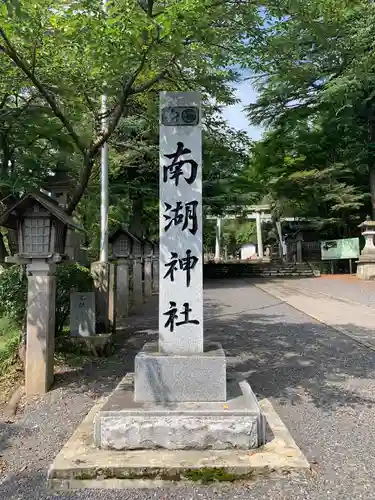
[134, 342, 226, 403]
[356, 259, 375, 280]
[94, 374, 265, 451]
[25, 261, 56, 395]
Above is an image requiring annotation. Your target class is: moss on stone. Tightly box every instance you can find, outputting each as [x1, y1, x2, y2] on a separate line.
[72, 466, 256, 484]
[183, 467, 252, 484]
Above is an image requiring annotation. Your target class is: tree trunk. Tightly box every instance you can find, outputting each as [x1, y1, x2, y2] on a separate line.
[129, 197, 144, 237]
[66, 154, 94, 215]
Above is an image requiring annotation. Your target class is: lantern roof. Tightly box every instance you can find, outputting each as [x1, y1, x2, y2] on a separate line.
[0, 191, 84, 232]
[358, 216, 375, 228]
[109, 226, 142, 244]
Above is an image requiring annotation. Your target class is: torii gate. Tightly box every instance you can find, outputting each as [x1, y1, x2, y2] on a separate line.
[207, 205, 305, 262]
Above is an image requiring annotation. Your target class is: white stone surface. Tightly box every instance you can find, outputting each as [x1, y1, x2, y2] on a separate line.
[98, 415, 259, 450]
[70, 292, 95, 337]
[95, 375, 265, 451]
[357, 261, 375, 280]
[134, 342, 226, 403]
[159, 91, 203, 354]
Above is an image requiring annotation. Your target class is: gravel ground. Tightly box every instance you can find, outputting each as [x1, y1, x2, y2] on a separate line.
[1, 280, 375, 499]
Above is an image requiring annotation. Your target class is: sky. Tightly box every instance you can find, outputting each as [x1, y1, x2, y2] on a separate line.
[222, 78, 264, 141]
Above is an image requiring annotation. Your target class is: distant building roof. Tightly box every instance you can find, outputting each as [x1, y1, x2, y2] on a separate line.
[108, 226, 142, 244]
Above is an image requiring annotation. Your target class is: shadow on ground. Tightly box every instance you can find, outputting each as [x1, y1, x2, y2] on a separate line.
[2, 279, 375, 455]
[203, 279, 375, 411]
[47, 280, 375, 412]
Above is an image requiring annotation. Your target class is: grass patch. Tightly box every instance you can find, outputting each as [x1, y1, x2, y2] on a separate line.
[0, 315, 20, 376]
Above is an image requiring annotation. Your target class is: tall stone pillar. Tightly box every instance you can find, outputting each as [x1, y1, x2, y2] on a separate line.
[25, 261, 56, 395]
[143, 256, 152, 301]
[131, 256, 143, 308]
[255, 211, 263, 259]
[214, 217, 222, 263]
[95, 91, 265, 453]
[296, 234, 303, 263]
[116, 258, 130, 320]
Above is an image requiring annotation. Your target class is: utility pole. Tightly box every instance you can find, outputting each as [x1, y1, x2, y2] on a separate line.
[100, 0, 109, 263]
[91, 0, 112, 334]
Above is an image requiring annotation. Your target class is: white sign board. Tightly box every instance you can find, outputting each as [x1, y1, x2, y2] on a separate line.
[70, 292, 95, 337]
[159, 92, 203, 354]
[320, 238, 360, 260]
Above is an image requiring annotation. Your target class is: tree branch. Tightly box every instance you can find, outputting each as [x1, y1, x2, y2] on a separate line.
[90, 44, 170, 154]
[66, 154, 94, 215]
[130, 67, 170, 94]
[0, 27, 86, 154]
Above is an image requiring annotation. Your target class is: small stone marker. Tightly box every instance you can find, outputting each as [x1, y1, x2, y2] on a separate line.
[70, 292, 95, 337]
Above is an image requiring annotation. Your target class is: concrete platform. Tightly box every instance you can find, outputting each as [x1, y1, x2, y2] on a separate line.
[47, 391, 310, 490]
[94, 374, 264, 450]
[134, 342, 226, 402]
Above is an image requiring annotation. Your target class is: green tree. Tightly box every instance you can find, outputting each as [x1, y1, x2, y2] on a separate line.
[0, 0, 262, 215]
[243, 0, 375, 232]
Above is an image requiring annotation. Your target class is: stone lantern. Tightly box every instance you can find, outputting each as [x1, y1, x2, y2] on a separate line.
[110, 228, 133, 259]
[109, 228, 143, 314]
[109, 228, 134, 320]
[0, 192, 81, 262]
[0, 192, 83, 395]
[357, 216, 375, 280]
[131, 234, 143, 259]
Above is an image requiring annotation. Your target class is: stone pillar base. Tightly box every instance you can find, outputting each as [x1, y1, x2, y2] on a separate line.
[94, 373, 265, 451]
[356, 259, 375, 280]
[134, 342, 226, 403]
[26, 262, 56, 395]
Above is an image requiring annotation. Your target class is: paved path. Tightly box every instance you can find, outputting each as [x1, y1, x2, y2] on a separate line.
[2, 279, 375, 498]
[255, 276, 375, 350]
[282, 275, 375, 309]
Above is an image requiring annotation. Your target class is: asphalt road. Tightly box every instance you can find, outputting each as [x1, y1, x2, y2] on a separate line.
[1, 280, 375, 499]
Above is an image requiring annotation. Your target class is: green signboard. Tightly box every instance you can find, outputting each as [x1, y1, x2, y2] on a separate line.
[320, 238, 360, 261]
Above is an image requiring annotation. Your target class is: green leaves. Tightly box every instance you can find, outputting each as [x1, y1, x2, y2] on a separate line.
[241, 0, 374, 233]
[0, 0, 262, 217]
